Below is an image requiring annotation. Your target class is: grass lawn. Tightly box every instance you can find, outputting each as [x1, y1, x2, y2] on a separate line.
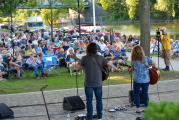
[0, 29, 10, 33]
[0, 67, 179, 94]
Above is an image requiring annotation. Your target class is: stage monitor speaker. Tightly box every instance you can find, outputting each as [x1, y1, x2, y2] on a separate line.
[0, 103, 14, 119]
[63, 96, 85, 111]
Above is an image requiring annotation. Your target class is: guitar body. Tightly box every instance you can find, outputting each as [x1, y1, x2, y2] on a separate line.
[149, 66, 160, 85]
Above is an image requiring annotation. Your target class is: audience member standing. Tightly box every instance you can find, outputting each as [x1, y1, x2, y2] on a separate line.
[160, 28, 171, 71]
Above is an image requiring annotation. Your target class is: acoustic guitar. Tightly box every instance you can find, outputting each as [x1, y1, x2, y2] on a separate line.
[149, 66, 160, 85]
[120, 63, 160, 85]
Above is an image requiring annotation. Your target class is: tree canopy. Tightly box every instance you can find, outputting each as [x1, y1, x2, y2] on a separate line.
[98, 0, 179, 20]
[0, 0, 37, 16]
[0, 0, 85, 27]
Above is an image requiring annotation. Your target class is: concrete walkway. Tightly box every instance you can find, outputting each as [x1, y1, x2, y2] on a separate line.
[152, 56, 179, 71]
[0, 79, 179, 120]
[126, 52, 179, 71]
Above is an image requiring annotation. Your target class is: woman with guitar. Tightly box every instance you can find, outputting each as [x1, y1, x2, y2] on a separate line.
[129, 45, 156, 113]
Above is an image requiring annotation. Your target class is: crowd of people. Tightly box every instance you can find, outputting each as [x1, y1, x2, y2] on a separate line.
[0, 29, 131, 80]
[0, 28, 178, 80]
[150, 36, 179, 55]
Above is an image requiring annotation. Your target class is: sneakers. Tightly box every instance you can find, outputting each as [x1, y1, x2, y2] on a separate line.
[135, 108, 145, 113]
[162, 66, 170, 71]
[162, 68, 170, 71]
[136, 117, 144, 120]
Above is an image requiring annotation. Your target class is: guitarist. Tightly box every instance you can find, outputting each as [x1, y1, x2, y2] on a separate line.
[75, 43, 119, 120]
[129, 45, 156, 113]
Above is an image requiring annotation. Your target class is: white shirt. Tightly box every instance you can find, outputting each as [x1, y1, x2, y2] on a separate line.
[98, 42, 107, 51]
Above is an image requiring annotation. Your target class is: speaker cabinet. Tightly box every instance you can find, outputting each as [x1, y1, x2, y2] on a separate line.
[0, 103, 14, 119]
[63, 96, 85, 111]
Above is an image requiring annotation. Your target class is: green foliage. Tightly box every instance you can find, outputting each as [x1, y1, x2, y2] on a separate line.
[98, 0, 179, 20]
[145, 102, 179, 120]
[14, 9, 28, 24]
[125, 0, 139, 20]
[98, 0, 128, 20]
[98, 0, 139, 20]
[25, 0, 37, 7]
[98, 0, 113, 10]
[0, 0, 37, 17]
[154, 0, 176, 18]
[40, 9, 68, 27]
[0, 0, 82, 26]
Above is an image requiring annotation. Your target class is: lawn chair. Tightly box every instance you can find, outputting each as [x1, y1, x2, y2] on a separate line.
[42, 55, 59, 72]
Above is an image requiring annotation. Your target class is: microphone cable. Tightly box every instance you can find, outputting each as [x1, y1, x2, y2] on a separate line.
[156, 82, 161, 101]
[103, 73, 111, 119]
[151, 56, 161, 102]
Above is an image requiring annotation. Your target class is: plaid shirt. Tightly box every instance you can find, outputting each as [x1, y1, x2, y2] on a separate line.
[26, 57, 41, 66]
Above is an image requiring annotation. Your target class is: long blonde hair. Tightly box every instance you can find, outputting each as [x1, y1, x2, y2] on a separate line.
[131, 45, 145, 63]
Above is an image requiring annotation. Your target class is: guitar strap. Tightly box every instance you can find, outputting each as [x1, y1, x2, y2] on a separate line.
[92, 57, 102, 71]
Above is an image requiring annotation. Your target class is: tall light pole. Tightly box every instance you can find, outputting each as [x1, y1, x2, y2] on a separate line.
[75, 0, 81, 96]
[10, 0, 14, 37]
[92, 0, 96, 33]
[77, 0, 81, 37]
[50, 0, 53, 41]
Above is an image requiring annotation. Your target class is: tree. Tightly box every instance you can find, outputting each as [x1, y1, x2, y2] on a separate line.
[40, 9, 67, 27]
[14, 9, 28, 25]
[139, 0, 150, 56]
[0, 0, 37, 16]
[98, 0, 140, 20]
[98, 0, 113, 10]
[98, 0, 179, 20]
[98, 0, 128, 20]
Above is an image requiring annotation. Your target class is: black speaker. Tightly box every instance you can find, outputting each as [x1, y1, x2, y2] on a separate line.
[63, 96, 85, 111]
[0, 103, 14, 119]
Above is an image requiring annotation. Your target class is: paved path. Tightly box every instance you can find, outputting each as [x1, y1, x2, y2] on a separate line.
[151, 56, 179, 71]
[126, 52, 179, 71]
[0, 79, 179, 120]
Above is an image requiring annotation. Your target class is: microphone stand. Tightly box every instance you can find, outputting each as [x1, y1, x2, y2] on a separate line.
[75, 52, 79, 96]
[76, 0, 81, 96]
[40, 85, 50, 120]
[156, 28, 160, 69]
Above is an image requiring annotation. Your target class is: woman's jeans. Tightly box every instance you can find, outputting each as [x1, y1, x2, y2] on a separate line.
[85, 86, 103, 120]
[134, 82, 149, 108]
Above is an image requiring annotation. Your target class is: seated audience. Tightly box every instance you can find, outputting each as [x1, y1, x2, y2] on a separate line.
[26, 54, 44, 79]
[25, 45, 37, 57]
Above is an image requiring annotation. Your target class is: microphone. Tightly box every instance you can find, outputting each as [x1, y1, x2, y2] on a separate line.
[40, 85, 48, 91]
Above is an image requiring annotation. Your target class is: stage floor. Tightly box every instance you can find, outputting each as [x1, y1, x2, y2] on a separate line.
[0, 79, 179, 120]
